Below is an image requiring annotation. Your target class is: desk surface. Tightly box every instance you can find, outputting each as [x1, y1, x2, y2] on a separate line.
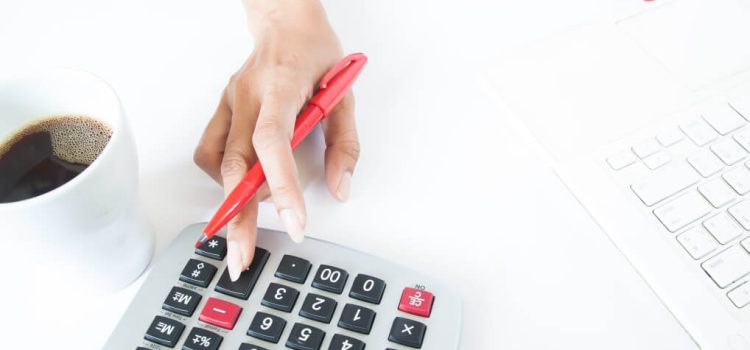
[0, 0, 695, 348]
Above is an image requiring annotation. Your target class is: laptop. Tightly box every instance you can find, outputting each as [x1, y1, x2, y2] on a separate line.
[483, 0, 750, 348]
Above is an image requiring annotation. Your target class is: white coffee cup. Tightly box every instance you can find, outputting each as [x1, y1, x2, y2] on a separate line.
[0, 70, 153, 293]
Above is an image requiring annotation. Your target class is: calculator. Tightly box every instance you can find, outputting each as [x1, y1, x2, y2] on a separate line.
[105, 223, 462, 350]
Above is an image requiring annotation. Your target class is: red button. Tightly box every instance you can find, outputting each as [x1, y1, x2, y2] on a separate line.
[398, 287, 434, 317]
[199, 297, 242, 329]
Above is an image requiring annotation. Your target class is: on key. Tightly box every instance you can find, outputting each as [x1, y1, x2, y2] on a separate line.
[215, 247, 270, 299]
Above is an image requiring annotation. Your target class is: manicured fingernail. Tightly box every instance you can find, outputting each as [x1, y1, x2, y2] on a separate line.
[336, 171, 352, 202]
[280, 209, 305, 243]
[227, 241, 243, 281]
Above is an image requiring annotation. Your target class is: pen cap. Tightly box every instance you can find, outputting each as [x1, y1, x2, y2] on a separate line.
[310, 53, 367, 116]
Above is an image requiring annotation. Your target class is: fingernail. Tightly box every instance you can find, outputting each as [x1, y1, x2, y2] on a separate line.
[280, 209, 305, 243]
[227, 241, 243, 281]
[336, 171, 352, 202]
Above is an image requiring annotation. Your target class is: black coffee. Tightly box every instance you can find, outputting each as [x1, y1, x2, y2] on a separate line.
[0, 115, 112, 203]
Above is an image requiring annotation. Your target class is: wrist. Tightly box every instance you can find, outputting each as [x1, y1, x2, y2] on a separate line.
[242, 0, 326, 38]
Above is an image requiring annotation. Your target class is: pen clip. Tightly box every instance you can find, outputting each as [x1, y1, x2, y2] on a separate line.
[319, 53, 367, 89]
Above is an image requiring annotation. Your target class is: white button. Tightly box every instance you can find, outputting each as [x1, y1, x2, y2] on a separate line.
[653, 191, 712, 232]
[742, 238, 750, 253]
[734, 129, 750, 152]
[703, 103, 746, 135]
[724, 167, 750, 195]
[712, 139, 747, 165]
[698, 179, 737, 208]
[606, 150, 637, 170]
[730, 201, 750, 230]
[642, 152, 671, 170]
[656, 128, 685, 147]
[702, 246, 750, 288]
[730, 97, 750, 121]
[704, 214, 742, 244]
[631, 162, 700, 206]
[681, 119, 719, 146]
[677, 226, 718, 259]
[632, 139, 662, 158]
[688, 150, 725, 177]
[728, 282, 750, 308]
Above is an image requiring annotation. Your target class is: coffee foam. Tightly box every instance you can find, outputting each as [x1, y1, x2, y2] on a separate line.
[0, 115, 112, 165]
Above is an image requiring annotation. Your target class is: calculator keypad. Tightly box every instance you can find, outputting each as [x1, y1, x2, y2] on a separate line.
[184, 327, 223, 350]
[215, 247, 270, 299]
[299, 293, 338, 323]
[329, 334, 366, 350]
[198, 297, 242, 330]
[275, 254, 312, 283]
[286, 323, 326, 350]
[144, 315, 185, 347]
[162, 286, 201, 317]
[388, 317, 427, 348]
[260, 282, 299, 312]
[195, 236, 228, 261]
[349, 274, 386, 304]
[312, 265, 349, 294]
[179, 259, 217, 288]
[239, 343, 268, 350]
[337, 304, 376, 334]
[247, 312, 286, 343]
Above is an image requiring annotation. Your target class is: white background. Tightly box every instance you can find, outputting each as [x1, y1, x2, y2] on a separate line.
[0, 0, 695, 349]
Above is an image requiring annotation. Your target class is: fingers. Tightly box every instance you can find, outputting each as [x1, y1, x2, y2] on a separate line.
[222, 86, 261, 281]
[321, 91, 359, 202]
[194, 89, 232, 184]
[253, 85, 307, 243]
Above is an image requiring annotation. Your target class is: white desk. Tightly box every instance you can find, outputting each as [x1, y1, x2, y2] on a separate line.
[0, 0, 695, 348]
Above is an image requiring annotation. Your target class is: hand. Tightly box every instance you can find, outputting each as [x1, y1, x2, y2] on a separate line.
[193, 0, 360, 281]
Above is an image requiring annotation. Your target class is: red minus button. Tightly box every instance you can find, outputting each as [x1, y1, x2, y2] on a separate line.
[398, 287, 434, 317]
[199, 297, 242, 329]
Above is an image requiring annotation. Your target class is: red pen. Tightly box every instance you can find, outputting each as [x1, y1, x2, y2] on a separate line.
[196, 53, 368, 248]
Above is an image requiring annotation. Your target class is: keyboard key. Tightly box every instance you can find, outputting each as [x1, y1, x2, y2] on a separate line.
[398, 287, 434, 318]
[688, 150, 725, 177]
[215, 247, 269, 300]
[162, 286, 201, 317]
[183, 327, 222, 350]
[702, 246, 750, 288]
[312, 265, 349, 294]
[728, 282, 750, 308]
[698, 179, 736, 208]
[630, 162, 700, 206]
[388, 317, 426, 349]
[729, 201, 750, 230]
[338, 304, 376, 334]
[275, 254, 312, 284]
[731, 97, 750, 120]
[642, 152, 671, 170]
[703, 104, 746, 135]
[180, 259, 218, 288]
[735, 129, 750, 152]
[261, 282, 299, 312]
[742, 238, 750, 253]
[632, 138, 661, 158]
[704, 214, 742, 244]
[656, 128, 685, 147]
[723, 167, 750, 195]
[606, 150, 637, 170]
[711, 139, 747, 165]
[239, 344, 269, 350]
[653, 191, 712, 232]
[286, 323, 326, 350]
[247, 312, 286, 343]
[677, 227, 718, 259]
[299, 293, 337, 323]
[328, 334, 365, 350]
[144, 316, 185, 348]
[349, 274, 386, 304]
[199, 297, 242, 330]
[195, 236, 227, 261]
[682, 119, 719, 146]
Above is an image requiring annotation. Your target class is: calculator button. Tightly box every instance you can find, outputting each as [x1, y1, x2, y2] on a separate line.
[398, 287, 434, 317]
[199, 297, 242, 330]
[247, 312, 287, 343]
[337, 304, 376, 334]
[215, 247, 270, 299]
[144, 316, 185, 348]
[275, 255, 312, 283]
[299, 293, 338, 323]
[328, 334, 365, 350]
[286, 323, 326, 350]
[195, 236, 227, 261]
[239, 344, 269, 350]
[183, 327, 222, 350]
[311, 265, 349, 294]
[261, 282, 300, 312]
[179, 259, 217, 288]
[162, 286, 202, 317]
[388, 317, 426, 349]
[349, 274, 386, 304]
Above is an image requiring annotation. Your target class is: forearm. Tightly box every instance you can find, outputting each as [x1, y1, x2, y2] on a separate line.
[242, 0, 331, 39]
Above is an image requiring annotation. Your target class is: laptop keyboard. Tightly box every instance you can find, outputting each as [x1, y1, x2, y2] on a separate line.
[607, 97, 750, 309]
